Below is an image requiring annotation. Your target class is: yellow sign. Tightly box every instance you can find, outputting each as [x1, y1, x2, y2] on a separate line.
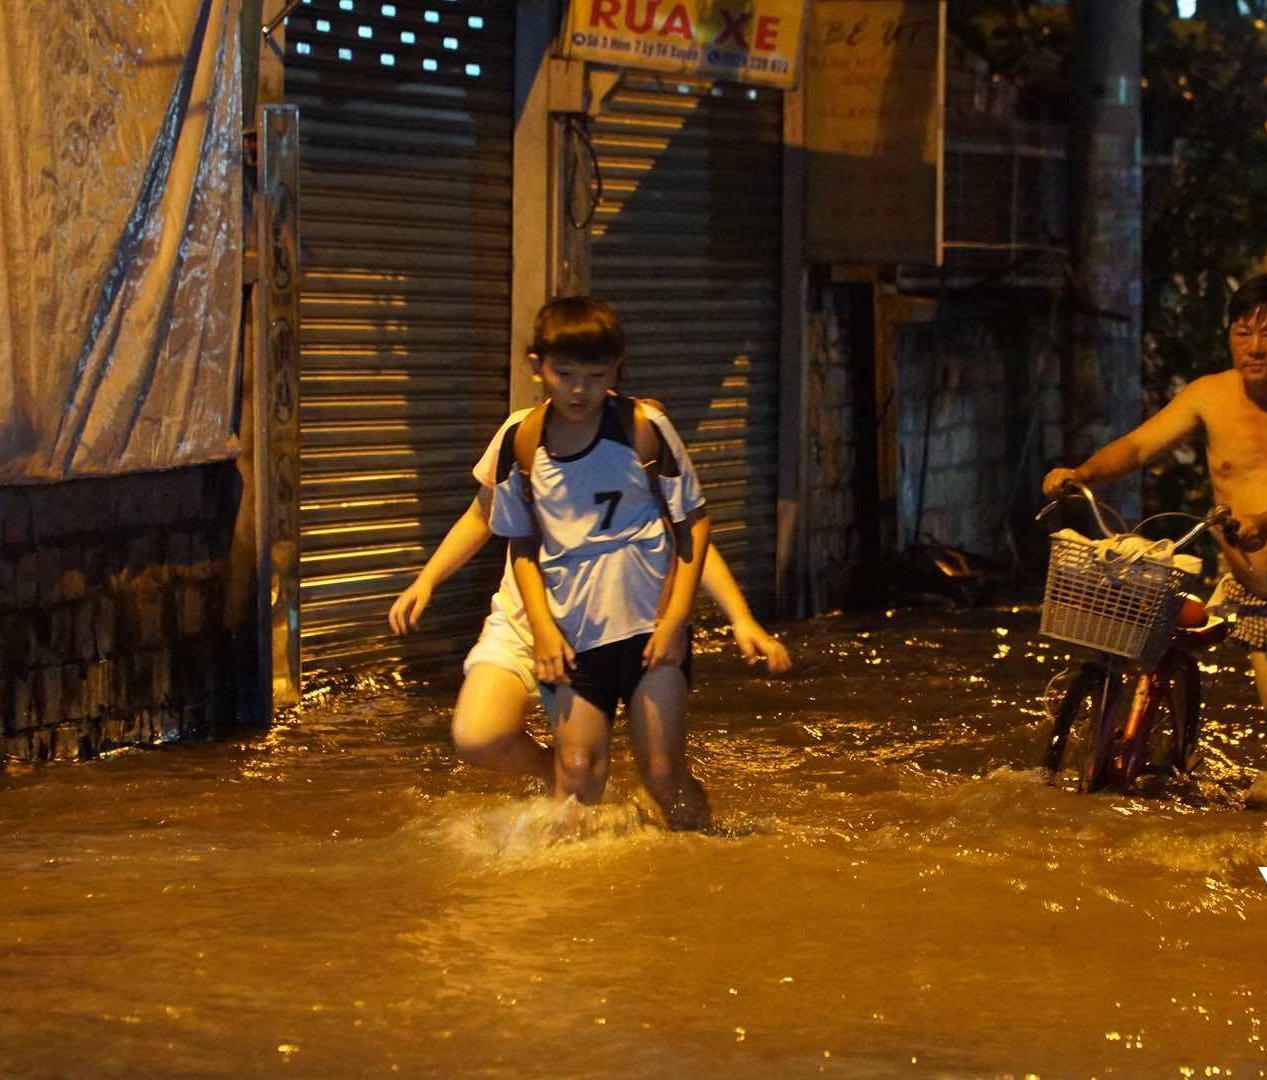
[561, 0, 808, 89]
[805, 0, 945, 264]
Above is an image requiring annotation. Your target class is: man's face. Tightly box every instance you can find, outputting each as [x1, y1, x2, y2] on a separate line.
[534, 353, 620, 423]
[1229, 306, 1267, 390]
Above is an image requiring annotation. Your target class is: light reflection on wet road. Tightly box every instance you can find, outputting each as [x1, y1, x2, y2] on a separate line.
[2, 605, 1266, 1078]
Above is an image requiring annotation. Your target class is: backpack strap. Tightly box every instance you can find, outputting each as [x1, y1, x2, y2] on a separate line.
[511, 402, 549, 506]
[610, 393, 672, 520]
[611, 393, 679, 618]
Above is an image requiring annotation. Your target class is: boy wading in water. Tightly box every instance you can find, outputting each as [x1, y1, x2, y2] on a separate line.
[487, 297, 712, 829]
[387, 497, 790, 790]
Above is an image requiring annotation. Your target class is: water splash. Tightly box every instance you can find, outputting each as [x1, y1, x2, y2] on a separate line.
[436, 795, 657, 861]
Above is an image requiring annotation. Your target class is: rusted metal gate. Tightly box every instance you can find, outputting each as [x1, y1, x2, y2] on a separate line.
[284, 0, 514, 674]
[589, 74, 784, 614]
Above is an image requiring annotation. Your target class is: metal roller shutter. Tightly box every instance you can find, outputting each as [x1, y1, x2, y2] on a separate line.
[284, 0, 514, 675]
[589, 74, 784, 614]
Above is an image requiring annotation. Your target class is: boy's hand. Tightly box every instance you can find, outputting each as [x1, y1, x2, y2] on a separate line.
[534, 622, 576, 685]
[643, 617, 689, 670]
[731, 619, 792, 674]
[388, 578, 432, 635]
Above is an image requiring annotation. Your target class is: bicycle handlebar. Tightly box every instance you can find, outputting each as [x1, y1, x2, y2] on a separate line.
[1036, 480, 1236, 552]
[1044, 480, 1117, 537]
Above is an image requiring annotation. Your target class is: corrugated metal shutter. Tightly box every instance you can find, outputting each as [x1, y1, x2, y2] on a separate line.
[284, 1, 514, 675]
[589, 74, 783, 614]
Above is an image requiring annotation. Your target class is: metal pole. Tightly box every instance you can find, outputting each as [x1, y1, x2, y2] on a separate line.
[255, 104, 302, 710]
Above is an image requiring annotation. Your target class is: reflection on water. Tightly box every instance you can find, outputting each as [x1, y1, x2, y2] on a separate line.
[3, 607, 1267, 1078]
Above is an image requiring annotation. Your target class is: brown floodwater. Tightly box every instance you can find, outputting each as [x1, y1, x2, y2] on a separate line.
[3, 606, 1267, 1078]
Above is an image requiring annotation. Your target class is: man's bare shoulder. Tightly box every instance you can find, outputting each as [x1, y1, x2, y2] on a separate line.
[1172, 371, 1234, 414]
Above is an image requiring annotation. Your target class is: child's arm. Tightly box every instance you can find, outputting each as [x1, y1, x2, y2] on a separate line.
[390, 408, 527, 635]
[643, 507, 711, 669]
[700, 547, 793, 674]
[509, 536, 575, 684]
[388, 488, 494, 635]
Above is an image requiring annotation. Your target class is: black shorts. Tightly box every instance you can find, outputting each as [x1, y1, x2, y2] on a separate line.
[546, 628, 693, 720]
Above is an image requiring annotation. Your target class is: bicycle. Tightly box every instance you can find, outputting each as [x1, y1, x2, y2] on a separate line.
[1037, 482, 1237, 793]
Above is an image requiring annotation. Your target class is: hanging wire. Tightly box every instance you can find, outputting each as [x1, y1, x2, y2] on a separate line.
[1133, 510, 1205, 533]
[562, 114, 603, 230]
[261, 0, 306, 59]
[263, 0, 304, 39]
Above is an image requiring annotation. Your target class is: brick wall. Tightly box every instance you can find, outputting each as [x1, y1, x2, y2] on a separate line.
[0, 464, 241, 763]
[895, 303, 1061, 559]
[804, 285, 857, 611]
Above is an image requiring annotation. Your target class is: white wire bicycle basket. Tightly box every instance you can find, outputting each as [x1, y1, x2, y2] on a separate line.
[1041, 533, 1199, 666]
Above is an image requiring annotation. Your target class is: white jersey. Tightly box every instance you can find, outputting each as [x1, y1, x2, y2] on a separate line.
[478, 398, 705, 653]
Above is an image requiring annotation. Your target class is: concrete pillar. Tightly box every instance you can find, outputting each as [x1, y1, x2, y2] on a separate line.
[1067, 1, 1143, 516]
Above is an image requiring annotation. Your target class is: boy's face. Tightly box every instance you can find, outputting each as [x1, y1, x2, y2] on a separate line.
[534, 353, 621, 423]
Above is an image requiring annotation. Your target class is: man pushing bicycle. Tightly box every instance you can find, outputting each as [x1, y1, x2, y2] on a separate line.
[1043, 275, 1267, 803]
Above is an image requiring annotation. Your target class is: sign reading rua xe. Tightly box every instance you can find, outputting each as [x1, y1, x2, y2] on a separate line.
[806, 0, 945, 265]
[561, 1, 808, 89]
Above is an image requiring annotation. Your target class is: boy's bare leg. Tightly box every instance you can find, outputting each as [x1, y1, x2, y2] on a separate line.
[550, 687, 612, 804]
[627, 665, 710, 831]
[452, 664, 552, 785]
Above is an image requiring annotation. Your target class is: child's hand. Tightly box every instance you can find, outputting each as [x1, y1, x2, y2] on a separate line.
[731, 619, 792, 674]
[643, 617, 688, 669]
[1234, 511, 1267, 553]
[534, 623, 576, 685]
[388, 577, 432, 635]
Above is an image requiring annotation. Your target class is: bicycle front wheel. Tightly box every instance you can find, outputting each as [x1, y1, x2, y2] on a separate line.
[1168, 654, 1203, 775]
[1131, 652, 1203, 779]
[1044, 663, 1121, 790]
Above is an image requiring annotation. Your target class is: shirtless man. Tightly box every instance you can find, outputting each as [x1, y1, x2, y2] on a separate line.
[1043, 275, 1267, 802]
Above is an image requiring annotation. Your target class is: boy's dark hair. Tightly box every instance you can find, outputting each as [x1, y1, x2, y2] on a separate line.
[530, 296, 624, 364]
[1227, 275, 1267, 326]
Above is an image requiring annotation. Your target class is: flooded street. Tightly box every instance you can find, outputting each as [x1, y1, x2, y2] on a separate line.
[3, 606, 1267, 1078]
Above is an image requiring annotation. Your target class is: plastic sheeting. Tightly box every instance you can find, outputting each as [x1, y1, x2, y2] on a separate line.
[0, 0, 243, 484]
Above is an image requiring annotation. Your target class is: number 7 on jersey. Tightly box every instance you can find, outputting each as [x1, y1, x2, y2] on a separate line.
[594, 490, 622, 529]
